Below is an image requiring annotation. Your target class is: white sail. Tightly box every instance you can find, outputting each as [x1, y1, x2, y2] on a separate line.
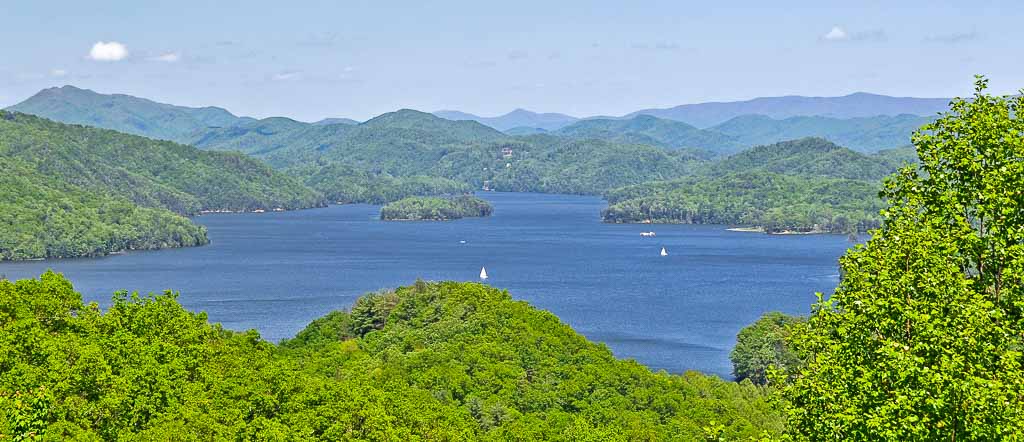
[480, 267, 488, 279]
[660, 247, 668, 256]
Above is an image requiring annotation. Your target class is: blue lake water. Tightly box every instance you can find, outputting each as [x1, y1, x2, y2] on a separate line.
[0, 192, 852, 378]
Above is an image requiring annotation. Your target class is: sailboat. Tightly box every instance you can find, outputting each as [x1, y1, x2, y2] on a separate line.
[480, 267, 489, 280]
[660, 247, 668, 257]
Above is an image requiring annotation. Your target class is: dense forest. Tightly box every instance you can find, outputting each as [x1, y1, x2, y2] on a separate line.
[553, 115, 743, 153]
[601, 171, 885, 233]
[289, 162, 471, 205]
[0, 158, 207, 260]
[599, 138, 909, 233]
[380, 195, 493, 221]
[0, 273, 782, 440]
[0, 111, 325, 260]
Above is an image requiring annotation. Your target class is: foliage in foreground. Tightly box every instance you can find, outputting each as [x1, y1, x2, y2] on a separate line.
[782, 78, 1024, 440]
[0, 273, 783, 440]
[730, 312, 804, 386]
[380, 195, 493, 221]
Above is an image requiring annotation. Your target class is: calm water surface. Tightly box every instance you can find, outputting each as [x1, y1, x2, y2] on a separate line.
[0, 192, 851, 377]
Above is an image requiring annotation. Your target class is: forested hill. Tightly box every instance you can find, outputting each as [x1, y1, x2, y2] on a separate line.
[14, 96, 703, 204]
[0, 273, 783, 439]
[703, 137, 915, 181]
[553, 115, 743, 154]
[5, 86, 927, 215]
[187, 109, 705, 201]
[0, 111, 325, 260]
[0, 111, 324, 215]
[7, 85, 247, 141]
[0, 158, 208, 260]
[601, 137, 910, 233]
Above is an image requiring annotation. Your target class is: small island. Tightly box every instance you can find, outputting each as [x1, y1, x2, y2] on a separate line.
[380, 195, 493, 221]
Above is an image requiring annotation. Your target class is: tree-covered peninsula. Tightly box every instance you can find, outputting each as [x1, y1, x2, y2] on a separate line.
[0, 273, 782, 440]
[380, 195, 493, 221]
[0, 111, 325, 260]
[602, 171, 885, 234]
[600, 138, 911, 233]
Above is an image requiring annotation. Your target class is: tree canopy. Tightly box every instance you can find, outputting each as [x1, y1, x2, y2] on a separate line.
[380, 195, 493, 221]
[782, 77, 1024, 440]
[0, 272, 784, 440]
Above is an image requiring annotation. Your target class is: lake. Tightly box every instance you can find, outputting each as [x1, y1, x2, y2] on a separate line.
[0, 192, 852, 378]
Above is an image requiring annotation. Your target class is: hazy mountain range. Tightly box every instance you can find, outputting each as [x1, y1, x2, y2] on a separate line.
[433, 109, 578, 131]
[433, 92, 950, 131]
[623, 92, 950, 128]
[7, 86, 937, 154]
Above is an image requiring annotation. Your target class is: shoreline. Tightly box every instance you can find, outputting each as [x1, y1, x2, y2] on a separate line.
[726, 226, 765, 233]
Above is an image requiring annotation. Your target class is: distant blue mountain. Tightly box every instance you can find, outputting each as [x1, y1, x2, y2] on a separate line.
[710, 114, 932, 152]
[627, 92, 950, 128]
[313, 117, 360, 126]
[433, 108, 579, 131]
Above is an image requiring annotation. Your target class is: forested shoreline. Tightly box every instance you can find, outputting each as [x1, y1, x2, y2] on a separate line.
[0, 111, 325, 261]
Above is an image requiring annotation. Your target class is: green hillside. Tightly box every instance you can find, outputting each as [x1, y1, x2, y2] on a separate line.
[188, 116, 323, 155]
[598, 137, 914, 232]
[0, 112, 324, 215]
[7, 85, 245, 141]
[219, 111, 705, 199]
[602, 171, 884, 233]
[0, 273, 782, 439]
[705, 137, 907, 181]
[292, 162, 472, 204]
[710, 114, 932, 152]
[0, 111, 324, 260]
[0, 158, 207, 260]
[555, 115, 743, 153]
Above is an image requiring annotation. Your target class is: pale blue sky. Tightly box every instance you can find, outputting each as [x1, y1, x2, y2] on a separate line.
[2, 0, 1020, 121]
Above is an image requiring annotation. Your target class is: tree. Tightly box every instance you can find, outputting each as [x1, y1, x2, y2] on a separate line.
[730, 312, 804, 385]
[783, 77, 1024, 440]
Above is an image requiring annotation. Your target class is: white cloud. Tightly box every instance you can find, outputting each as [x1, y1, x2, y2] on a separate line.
[823, 26, 848, 41]
[150, 52, 180, 63]
[88, 41, 128, 61]
[50, 69, 67, 77]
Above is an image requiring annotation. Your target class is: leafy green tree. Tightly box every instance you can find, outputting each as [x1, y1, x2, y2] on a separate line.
[783, 77, 1024, 440]
[730, 312, 804, 385]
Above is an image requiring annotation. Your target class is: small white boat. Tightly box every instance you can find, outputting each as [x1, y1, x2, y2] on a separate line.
[640, 231, 656, 237]
[459, 240, 467, 244]
[479, 267, 488, 280]
[660, 247, 668, 257]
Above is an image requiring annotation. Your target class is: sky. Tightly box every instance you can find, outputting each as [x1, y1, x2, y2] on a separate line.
[2, 0, 1021, 121]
